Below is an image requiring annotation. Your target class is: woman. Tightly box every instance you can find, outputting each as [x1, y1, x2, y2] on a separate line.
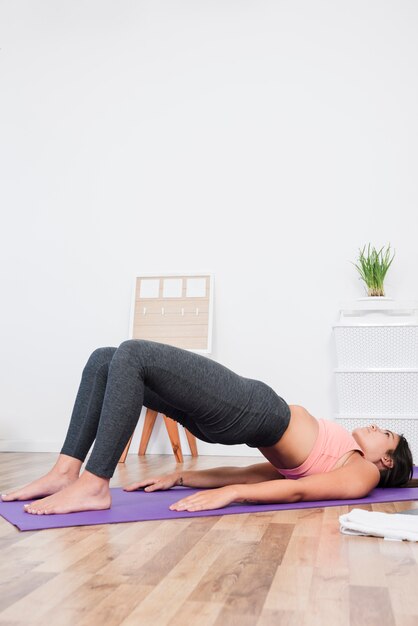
[1, 340, 414, 514]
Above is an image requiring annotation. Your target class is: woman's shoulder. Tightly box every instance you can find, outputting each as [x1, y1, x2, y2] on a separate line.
[344, 450, 380, 480]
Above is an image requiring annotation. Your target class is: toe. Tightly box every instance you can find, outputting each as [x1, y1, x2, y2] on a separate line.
[27, 505, 40, 514]
[2, 493, 16, 501]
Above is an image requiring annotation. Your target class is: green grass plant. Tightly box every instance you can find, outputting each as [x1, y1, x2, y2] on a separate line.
[353, 243, 395, 297]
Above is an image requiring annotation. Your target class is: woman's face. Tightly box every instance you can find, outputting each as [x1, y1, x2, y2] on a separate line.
[352, 424, 400, 468]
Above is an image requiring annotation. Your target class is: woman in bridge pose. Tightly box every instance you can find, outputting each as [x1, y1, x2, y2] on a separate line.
[2, 340, 413, 514]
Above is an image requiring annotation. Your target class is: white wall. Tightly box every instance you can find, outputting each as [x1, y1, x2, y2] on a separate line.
[1, 1, 417, 458]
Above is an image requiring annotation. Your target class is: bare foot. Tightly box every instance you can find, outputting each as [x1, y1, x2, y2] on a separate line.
[1, 471, 78, 502]
[24, 472, 111, 515]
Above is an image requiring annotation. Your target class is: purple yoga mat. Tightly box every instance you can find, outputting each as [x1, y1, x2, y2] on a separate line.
[1, 483, 418, 531]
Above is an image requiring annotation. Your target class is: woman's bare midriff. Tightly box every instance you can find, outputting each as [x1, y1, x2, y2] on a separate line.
[258, 405, 319, 469]
[258, 404, 361, 472]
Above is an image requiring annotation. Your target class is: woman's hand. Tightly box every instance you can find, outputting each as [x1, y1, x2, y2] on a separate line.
[169, 486, 239, 512]
[123, 472, 179, 492]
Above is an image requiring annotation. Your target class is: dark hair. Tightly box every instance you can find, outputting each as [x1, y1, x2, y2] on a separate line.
[378, 434, 414, 487]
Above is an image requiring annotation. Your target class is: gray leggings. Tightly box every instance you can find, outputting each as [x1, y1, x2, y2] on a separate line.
[61, 340, 290, 478]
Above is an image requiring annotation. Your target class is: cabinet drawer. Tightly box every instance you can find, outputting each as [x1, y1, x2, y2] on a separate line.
[334, 325, 418, 368]
[335, 370, 418, 415]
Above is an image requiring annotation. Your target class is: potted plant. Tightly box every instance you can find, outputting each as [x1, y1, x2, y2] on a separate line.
[353, 243, 395, 297]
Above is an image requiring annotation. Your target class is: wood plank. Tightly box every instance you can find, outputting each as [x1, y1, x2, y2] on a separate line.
[131, 333, 208, 350]
[96, 519, 192, 577]
[348, 533, 388, 587]
[77, 582, 154, 626]
[0, 571, 91, 622]
[130, 516, 219, 584]
[119, 536, 226, 625]
[188, 541, 260, 603]
[133, 323, 209, 337]
[135, 299, 209, 312]
[263, 565, 313, 612]
[306, 566, 350, 626]
[257, 609, 306, 625]
[350, 585, 395, 626]
[168, 599, 224, 626]
[0, 570, 55, 612]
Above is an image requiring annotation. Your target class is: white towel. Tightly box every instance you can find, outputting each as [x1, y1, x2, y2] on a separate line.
[339, 508, 418, 542]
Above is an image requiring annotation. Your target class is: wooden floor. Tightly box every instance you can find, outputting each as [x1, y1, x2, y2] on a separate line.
[1, 452, 418, 626]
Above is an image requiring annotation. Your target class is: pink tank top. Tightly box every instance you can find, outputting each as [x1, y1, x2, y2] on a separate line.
[276, 419, 364, 479]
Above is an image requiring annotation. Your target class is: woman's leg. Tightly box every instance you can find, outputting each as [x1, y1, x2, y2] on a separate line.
[22, 341, 158, 513]
[60, 347, 117, 461]
[83, 340, 236, 477]
[21, 385, 187, 515]
[83, 338, 266, 476]
[1, 347, 117, 501]
[23, 339, 279, 514]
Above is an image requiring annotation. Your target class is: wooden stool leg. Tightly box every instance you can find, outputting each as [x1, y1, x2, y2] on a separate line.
[138, 409, 159, 456]
[162, 415, 183, 463]
[119, 434, 133, 463]
[184, 429, 198, 457]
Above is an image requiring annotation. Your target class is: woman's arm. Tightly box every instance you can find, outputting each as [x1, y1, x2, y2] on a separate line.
[235, 460, 380, 503]
[124, 462, 280, 492]
[168, 458, 380, 511]
[179, 462, 281, 488]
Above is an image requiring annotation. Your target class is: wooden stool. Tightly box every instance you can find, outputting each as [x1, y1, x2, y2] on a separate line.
[118, 408, 198, 464]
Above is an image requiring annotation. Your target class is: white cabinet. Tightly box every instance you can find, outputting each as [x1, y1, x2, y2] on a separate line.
[333, 299, 418, 459]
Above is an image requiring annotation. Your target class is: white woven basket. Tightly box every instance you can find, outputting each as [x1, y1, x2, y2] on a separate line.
[334, 325, 418, 369]
[335, 370, 418, 415]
